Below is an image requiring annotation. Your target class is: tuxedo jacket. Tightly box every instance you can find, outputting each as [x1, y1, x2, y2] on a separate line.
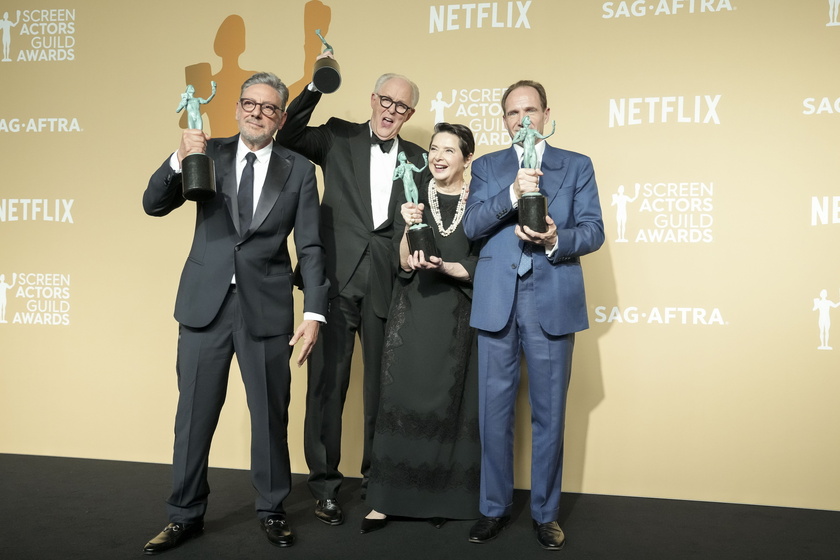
[463, 143, 604, 336]
[276, 87, 429, 318]
[143, 135, 328, 337]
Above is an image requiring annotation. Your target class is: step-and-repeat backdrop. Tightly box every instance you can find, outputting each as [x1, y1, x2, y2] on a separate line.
[1, 1, 838, 511]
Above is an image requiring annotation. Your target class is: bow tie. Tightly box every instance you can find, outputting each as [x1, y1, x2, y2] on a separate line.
[371, 135, 395, 153]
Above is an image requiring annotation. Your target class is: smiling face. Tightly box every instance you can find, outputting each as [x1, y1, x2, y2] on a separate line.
[428, 131, 472, 188]
[369, 77, 415, 141]
[235, 83, 287, 151]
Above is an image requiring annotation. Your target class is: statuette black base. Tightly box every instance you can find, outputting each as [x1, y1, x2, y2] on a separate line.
[182, 152, 216, 202]
[519, 192, 547, 233]
[313, 58, 341, 94]
[407, 224, 439, 259]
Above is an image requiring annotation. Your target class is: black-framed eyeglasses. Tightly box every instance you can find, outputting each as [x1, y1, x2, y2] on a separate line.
[376, 94, 413, 115]
[239, 98, 284, 117]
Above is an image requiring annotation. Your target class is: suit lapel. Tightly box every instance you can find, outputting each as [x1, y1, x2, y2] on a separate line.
[539, 143, 568, 206]
[246, 145, 291, 238]
[214, 138, 239, 235]
[350, 124, 374, 228]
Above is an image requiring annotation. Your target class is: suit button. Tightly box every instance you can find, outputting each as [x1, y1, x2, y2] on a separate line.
[511, 264, 516, 269]
[235, 246, 241, 251]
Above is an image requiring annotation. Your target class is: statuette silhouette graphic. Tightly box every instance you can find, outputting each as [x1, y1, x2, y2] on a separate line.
[813, 289, 840, 349]
[611, 184, 640, 242]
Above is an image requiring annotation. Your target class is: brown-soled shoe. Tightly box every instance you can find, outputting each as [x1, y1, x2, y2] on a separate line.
[143, 521, 203, 555]
[261, 515, 295, 548]
[314, 499, 344, 525]
[468, 515, 510, 543]
[533, 520, 566, 550]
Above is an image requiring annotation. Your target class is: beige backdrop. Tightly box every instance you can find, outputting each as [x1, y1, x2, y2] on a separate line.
[1, 0, 838, 512]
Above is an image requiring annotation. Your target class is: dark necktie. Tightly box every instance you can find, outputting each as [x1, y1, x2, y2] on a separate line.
[238, 152, 256, 234]
[371, 135, 395, 153]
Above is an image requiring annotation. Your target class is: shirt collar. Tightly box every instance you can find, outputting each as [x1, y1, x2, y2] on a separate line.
[513, 140, 548, 166]
[236, 138, 273, 163]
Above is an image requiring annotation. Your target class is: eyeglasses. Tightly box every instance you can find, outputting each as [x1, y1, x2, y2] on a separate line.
[376, 94, 413, 115]
[239, 98, 284, 117]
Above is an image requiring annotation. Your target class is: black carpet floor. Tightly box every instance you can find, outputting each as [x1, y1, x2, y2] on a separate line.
[1, 454, 837, 560]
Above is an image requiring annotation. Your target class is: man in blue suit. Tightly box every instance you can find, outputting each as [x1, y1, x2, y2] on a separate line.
[463, 80, 604, 550]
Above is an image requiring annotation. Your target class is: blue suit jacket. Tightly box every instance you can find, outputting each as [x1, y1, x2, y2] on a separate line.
[463, 143, 604, 336]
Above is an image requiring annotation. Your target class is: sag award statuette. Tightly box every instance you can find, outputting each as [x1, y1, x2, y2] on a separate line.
[176, 81, 217, 201]
[313, 28, 341, 94]
[395, 152, 438, 258]
[513, 115, 556, 233]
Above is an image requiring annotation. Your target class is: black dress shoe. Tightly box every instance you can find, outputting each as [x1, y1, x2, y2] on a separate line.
[314, 499, 344, 525]
[359, 516, 388, 534]
[143, 521, 203, 555]
[468, 515, 510, 543]
[533, 520, 566, 550]
[428, 517, 447, 529]
[261, 516, 295, 548]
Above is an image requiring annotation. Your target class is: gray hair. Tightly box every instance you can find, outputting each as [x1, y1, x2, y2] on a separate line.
[373, 73, 420, 109]
[240, 72, 289, 110]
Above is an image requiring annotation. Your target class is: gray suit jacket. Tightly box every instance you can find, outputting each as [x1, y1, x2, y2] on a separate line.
[143, 135, 328, 337]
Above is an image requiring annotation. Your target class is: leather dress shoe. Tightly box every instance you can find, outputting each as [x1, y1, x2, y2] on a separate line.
[428, 517, 447, 529]
[533, 520, 566, 550]
[359, 516, 388, 534]
[468, 515, 510, 543]
[261, 516, 295, 548]
[143, 521, 203, 555]
[314, 499, 344, 525]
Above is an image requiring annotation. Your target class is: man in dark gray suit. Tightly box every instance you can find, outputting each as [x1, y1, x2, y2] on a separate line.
[142, 72, 328, 554]
[276, 56, 429, 525]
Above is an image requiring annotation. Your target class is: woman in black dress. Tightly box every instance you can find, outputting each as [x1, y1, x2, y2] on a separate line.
[362, 123, 480, 533]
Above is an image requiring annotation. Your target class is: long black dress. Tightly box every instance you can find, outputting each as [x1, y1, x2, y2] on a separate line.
[366, 185, 481, 520]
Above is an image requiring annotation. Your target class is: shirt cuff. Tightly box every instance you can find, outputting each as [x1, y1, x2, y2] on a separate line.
[169, 152, 182, 173]
[303, 312, 326, 323]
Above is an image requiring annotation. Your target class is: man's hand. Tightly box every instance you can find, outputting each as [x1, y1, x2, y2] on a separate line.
[513, 168, 543, 199]
[289, 319, 320, 366]
[515, 215, 558, 248]
[177, 129, 210, 164]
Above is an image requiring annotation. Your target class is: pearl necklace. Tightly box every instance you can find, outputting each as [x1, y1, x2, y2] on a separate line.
[428, 179, 467, 237]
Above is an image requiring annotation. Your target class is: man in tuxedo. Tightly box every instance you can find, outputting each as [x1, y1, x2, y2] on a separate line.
[462, 80, 604, 550]
[276, 59, 429, 525]
[141, 72, 328, 554]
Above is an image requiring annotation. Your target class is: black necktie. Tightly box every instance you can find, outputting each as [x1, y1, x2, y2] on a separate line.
[238, 152, 256, 234]
[371, 135, 395, 153]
